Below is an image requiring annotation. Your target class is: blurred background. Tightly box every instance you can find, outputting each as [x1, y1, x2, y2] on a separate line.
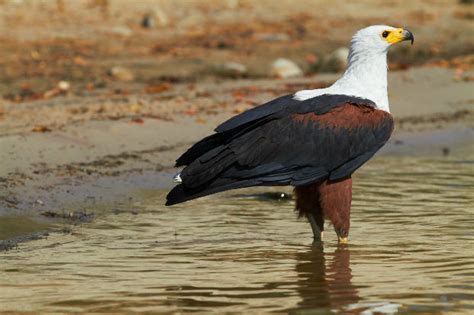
[0, 0, 472, 106]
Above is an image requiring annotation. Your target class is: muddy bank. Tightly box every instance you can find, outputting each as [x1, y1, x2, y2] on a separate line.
[1, 66, 473, 222]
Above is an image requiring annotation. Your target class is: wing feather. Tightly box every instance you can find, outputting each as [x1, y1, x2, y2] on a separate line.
[167, 95, 392, 205]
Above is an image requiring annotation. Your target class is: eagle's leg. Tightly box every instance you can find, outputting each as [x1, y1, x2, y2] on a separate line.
[294, 184, 325, 242]
[319, 178, 353, 243]
[307, 212, 324, 242]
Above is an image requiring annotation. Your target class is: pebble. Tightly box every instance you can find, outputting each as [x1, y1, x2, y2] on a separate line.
[214, 62, 247, 77]
[108, 66, 135, 81]
[142, 8, 168, 28]
[57, 80, 70, 92]
[270, 58, 303, 78]
[141, 14, 155, 28]
[153, 8, 169, 26]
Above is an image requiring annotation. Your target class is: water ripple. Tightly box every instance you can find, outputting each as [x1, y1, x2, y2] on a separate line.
[0, 156, 473, 313]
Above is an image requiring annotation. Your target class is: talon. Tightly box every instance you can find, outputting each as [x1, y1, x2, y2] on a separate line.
[338, 237, 349, 244]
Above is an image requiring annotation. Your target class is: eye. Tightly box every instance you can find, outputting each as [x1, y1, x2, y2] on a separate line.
[382, 31, 390, 38]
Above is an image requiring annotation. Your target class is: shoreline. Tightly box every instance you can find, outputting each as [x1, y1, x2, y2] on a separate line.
[1, 66, 473, 247]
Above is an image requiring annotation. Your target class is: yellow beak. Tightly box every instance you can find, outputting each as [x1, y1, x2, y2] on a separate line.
[386, 28, 414, 45]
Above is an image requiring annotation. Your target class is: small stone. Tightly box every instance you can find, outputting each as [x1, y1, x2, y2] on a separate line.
[108, 66, 134, 81]
[325, 47, 349, 72]
[214, 62, 247, 77]
[130, 103, 142, 113]
[153, 8, 169, 26]
[30, 50, 41, 60]
[142, 14, 155, 28]
[270, 58, 303, 78]
[58, 80, 70, 92]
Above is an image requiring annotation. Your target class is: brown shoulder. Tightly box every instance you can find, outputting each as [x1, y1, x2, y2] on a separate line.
[291, 102, 393, 130]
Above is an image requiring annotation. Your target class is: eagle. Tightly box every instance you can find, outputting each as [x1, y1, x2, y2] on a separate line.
[166, 25, 414, 243]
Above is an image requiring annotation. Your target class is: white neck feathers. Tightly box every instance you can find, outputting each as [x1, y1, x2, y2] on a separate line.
[294, 46, 390, 112]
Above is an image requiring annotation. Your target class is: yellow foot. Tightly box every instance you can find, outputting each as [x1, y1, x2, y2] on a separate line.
[338, 236, 349, 244]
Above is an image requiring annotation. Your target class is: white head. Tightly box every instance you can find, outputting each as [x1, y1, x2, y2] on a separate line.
[294, 25, 414, 113]
[348, 25, 414, 63]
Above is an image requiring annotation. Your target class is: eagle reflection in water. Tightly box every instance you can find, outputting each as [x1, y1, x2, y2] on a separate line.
[291, 245, 359, 312]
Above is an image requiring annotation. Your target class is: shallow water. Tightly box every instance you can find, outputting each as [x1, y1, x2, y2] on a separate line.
[1, 156, 473, 314]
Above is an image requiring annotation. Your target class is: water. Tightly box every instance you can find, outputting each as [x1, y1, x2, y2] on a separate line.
[1, 156, 473, 314]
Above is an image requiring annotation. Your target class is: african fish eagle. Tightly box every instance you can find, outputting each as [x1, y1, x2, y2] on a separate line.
[166, 25, 414, 243]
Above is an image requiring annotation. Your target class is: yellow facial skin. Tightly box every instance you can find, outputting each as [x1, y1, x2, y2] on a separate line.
[382, 28, 408, 44]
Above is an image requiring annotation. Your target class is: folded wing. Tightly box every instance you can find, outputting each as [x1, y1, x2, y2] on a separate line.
[166, 94, 393, 205]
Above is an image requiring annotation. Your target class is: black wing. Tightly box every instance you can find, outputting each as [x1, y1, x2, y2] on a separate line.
[166, 94, 392, 205]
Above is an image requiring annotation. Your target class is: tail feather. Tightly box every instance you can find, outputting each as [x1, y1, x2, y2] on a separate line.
[175, 117, 270, 167]
[165, 178, 260, 206]
[181, 148, 236, 189]
[167, 114, 286, 206]
[175, 132, 228, 167]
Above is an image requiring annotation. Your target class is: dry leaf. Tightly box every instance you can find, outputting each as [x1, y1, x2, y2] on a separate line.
[32, 126, 52, 132]
[73, 56, 89, 66]
[144, 83, 172, 94]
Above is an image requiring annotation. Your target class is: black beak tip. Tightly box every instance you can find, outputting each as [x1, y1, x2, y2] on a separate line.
[405, 29, 414, 45]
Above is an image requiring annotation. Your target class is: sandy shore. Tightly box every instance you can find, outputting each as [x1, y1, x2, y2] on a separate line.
[1, 66, 473, 218]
